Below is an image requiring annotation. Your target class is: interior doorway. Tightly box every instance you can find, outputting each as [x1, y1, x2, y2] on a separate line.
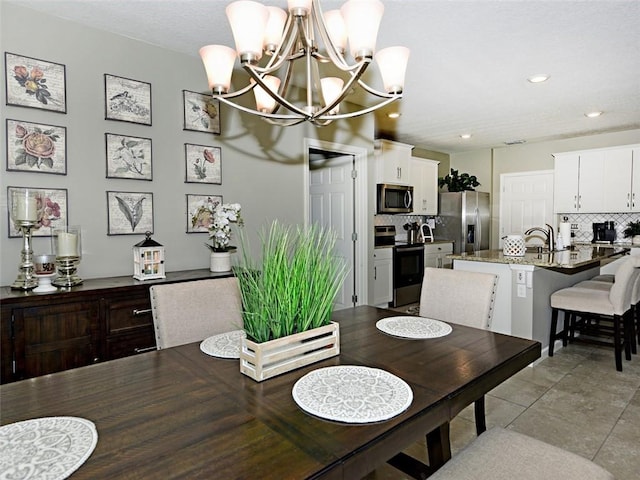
[304, 139, 369, 309]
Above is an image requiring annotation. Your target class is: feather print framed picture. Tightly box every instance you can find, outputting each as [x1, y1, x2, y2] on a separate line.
[106, 191, 153, 235]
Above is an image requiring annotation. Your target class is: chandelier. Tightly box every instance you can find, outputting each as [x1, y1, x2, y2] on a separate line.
[199, 0, 410, 126]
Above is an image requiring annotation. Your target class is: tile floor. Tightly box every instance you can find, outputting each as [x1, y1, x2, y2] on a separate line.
[364, 310, 640, 479]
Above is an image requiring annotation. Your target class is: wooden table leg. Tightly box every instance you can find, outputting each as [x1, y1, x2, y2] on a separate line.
[426, 422, 451, 469]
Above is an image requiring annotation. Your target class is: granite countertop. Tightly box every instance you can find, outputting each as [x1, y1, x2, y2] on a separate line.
[449, 244, 628, 270]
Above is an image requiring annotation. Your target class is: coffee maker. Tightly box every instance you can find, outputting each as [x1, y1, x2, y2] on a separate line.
[592, 221, 616, 243]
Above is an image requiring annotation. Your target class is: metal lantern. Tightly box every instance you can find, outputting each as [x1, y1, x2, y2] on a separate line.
[133, 232, 165, 280]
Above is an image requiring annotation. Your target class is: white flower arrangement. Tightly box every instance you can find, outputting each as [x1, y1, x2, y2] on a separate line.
[206, 203, 243, 252]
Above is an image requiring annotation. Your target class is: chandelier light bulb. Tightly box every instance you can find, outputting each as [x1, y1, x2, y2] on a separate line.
[199, 45, 236, 93]
[376, 46, 410, 93]
[324, 10, 347, 54]
[321, 77, 345, 114]
[264, 6, 287, 53]
[226, 0, 269, 64]
[341, 0, 384, 60]
[252, 76, 282, 113]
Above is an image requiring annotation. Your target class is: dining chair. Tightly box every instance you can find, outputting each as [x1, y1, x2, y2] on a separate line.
[428, 427, 614, 480]
[419, 267, 499, 435]
[549, 256, 640, 370]
[150, 277, 243, 349]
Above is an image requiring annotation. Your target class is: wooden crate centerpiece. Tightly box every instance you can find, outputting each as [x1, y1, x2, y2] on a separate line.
[240, 322, 339, 382]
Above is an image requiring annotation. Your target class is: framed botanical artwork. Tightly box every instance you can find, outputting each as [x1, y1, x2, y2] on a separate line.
[106, 191, 154, 235]
[4, 52, 67, 113]
[7, 186, 68, 238]
[6, 119, 67, 175]
[105, 133, 152, 180]
[104, 74, 152, 125]
[183, 90, 220, 134]
[185, 143, 222, 184]
[187, 194, 222, 233]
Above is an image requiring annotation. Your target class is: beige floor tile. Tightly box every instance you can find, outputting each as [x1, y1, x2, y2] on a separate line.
[489, 376, 550, 407]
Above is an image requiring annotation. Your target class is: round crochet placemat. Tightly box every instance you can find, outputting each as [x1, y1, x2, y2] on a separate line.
[0, 416, 98, 480]
[376, 316, 452, 339]
[292, 365, 413, 423]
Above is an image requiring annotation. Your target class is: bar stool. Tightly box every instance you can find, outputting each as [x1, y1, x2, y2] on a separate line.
[548, 257, 639, 371]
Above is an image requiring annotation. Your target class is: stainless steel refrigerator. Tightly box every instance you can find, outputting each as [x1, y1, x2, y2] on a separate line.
[438, 191, 490, 254]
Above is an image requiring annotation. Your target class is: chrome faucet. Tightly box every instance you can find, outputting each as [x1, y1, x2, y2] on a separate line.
[524, 223, 555, 251]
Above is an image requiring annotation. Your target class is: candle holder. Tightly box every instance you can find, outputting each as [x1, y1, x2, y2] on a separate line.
[9, 188, 42, 290]
[51, 225, 83, 287]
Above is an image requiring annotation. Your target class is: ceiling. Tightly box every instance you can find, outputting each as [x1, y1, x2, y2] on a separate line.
[7, 0, 640, 154]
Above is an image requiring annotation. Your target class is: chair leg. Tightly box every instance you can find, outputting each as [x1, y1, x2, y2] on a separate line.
[623, 313, 633, 359]
[549, 308, 559, 356]
[629, 311, 638, 355]
[474, 396, 486, 436]
[614, 314, 623, 372]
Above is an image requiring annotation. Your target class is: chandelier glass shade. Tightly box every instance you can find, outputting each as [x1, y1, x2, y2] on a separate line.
[199, 0, 410, 126]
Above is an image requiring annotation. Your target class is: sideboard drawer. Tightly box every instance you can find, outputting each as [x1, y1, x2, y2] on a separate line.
[102, 294, 153, 335]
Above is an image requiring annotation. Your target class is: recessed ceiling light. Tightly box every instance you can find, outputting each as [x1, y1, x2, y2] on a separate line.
[460, 134, 472, 139]
[527, 74, 550, 83]
[387, 112, 401, 119]
[585, 111, 603, 118]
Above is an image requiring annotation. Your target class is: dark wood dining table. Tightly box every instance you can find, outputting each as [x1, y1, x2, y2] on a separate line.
[0, 306, 540, 479]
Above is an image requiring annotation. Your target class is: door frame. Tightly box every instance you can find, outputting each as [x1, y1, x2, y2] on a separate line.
[303, 138, 369, 306]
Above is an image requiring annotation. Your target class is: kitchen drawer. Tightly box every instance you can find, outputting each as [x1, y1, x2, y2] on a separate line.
[424, 242, 453, 255]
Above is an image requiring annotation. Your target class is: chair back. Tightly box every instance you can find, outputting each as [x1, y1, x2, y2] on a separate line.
[609, 257, 640, 315]
[419, 268, 498, 329]
[150, 277, 243, 349]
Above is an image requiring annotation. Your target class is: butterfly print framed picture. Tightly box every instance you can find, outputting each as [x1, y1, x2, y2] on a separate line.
[106, 190, 153, 235]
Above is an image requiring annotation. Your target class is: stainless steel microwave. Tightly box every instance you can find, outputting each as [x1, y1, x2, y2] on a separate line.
[377, 183, 414, 214]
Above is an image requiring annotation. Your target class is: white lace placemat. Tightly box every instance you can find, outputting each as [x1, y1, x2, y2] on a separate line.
[200, 330, 246, 359]
[376, 315, 452, 339]
[292, 365, 413, 423]
[0, 416, 98, 480]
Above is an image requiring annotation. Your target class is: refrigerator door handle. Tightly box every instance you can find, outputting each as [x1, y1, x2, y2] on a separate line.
[475, 207, 481, 251]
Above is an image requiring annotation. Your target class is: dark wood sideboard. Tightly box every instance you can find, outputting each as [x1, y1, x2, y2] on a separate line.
[0, 269, 232, 385]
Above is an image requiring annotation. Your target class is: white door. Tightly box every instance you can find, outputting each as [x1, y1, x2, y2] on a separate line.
[500, 171, 555, 247]
[309, 152, 355, 310]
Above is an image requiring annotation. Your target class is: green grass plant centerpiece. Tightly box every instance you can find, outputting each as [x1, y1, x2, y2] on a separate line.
[235, 220, 348, 343]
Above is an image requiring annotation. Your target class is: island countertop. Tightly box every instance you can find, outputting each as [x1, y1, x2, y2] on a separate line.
[449, 244, 628, 271]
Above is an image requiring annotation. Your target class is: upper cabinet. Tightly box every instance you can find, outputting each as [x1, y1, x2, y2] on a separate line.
[411, 157, 440, 215]
[553, 144, 640, 213]
[375, 139, 413, 185]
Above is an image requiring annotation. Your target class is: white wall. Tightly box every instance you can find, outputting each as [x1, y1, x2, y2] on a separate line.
[0, 3, 375, 285]
[451, 129, 640, 248]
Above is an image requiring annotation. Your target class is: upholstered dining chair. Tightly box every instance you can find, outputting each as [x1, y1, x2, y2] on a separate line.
[150, 277, 243, 349]
[419, 267, 499, 435]
[549, 256, 640, 371]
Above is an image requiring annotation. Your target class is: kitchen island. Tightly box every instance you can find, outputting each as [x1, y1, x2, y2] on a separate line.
[449, 244, 628, 356]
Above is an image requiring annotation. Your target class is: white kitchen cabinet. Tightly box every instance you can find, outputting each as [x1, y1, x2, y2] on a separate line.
[410, 157, 439, 215]
[553, 145, 640, 213]
[424, 242, 453, 269]
[375, 139, 413, 185]
[372, 248, 393, 306]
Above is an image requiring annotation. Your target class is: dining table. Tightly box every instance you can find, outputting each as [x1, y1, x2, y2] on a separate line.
[0, 305, 541, 479]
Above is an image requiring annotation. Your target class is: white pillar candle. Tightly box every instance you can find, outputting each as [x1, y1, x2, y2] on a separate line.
[15, 195, 38, 222]
[57, 232, 78, 257]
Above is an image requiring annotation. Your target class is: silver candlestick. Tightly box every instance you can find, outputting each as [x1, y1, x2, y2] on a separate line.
[11, 220, 38, 290]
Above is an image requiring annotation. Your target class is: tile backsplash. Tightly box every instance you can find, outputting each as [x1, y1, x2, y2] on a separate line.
[557, 212, 640, 243]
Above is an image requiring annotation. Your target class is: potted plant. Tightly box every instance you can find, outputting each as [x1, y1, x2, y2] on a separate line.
[234, 220, 348, 381]
[191, 201, 243, 272]
[623, 220, 640, 245]
[438, 168, 480, 192]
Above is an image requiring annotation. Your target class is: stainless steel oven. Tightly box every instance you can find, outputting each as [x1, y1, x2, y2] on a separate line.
[392, 243, 424, 307]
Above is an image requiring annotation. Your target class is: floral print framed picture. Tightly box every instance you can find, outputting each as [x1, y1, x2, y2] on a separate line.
[6, 119, 67, 175]
[187, 194, 222, 233]
[7, 186, 68, 238]
[4, 52, 67, 113]
[105, 133, 152, 181]
[104, 74, 152, 125]
[183, 90, 220, 134]
[106, 191, 154, 235]
[184, 143, 222, 184]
